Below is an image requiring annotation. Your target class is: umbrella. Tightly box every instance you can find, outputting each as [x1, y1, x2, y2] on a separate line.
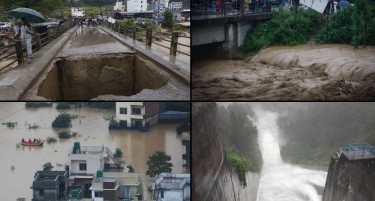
[9, 7, 46, 23]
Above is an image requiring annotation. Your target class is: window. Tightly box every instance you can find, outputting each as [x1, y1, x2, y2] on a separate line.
[160, 191, 164, 198]
[95, 191, 103, 198]
[120, 108, 127, 114]
[79, 163, 87, 171]
[39, 189, 44, 196]
[132, 107, 141, 115]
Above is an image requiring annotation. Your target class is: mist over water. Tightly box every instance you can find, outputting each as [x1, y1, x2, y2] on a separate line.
[252, 110, 327, 201]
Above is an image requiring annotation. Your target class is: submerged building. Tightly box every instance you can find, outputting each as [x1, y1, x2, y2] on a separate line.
[115, 102, 160, 129]
[30, 171, 68, 201]
[68, 142, 124, 198]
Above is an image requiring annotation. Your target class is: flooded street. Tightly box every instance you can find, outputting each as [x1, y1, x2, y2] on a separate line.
[193, 44, 375, 100]
[0, 103, 187, 200]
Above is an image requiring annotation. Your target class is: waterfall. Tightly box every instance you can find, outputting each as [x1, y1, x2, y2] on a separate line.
[252, 110, 327, 201]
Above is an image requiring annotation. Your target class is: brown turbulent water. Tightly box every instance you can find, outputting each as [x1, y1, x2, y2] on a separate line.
[0, 102, 187, 200]
[193, 44, 375, 100]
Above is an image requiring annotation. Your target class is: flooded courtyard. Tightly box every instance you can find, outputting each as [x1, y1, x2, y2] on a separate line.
[0, 102, 187, 200]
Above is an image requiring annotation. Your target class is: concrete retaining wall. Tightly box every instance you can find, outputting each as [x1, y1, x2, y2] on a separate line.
[193, 103, 260, 201]
[323, 155, 375, 201]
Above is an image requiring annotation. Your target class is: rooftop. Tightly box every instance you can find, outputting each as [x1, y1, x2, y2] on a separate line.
[90, 172, 141, 191]
[154, 173, 190, 190]
[34, 171, 67, 182]
[70, 145, 108, 155]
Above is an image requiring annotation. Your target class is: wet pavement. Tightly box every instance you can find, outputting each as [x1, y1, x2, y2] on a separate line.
[59, 26, 133, 57]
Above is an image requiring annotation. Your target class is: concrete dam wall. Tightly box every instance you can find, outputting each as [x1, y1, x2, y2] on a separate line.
[323, 154, 375, 201]
[193, 103, 259, 201]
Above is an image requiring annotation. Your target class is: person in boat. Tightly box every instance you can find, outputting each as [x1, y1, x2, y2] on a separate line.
[29, 138, 31, 143]
[33, 138, 36, 143]
[21, 138, 24, 143]
[11, 165, 15, 170]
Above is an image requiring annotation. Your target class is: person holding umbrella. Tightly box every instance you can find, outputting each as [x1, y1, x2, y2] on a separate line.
[19, 17, 34, 63]
[9, 7, 46, 64]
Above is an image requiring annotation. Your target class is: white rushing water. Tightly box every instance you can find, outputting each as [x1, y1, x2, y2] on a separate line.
[252, 110, 327, 201]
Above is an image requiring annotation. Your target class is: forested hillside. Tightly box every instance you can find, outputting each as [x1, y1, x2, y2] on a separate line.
[274, 103, 375, 165]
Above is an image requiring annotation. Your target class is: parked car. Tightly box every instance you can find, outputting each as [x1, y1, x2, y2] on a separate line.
[0, 22, 12, 29]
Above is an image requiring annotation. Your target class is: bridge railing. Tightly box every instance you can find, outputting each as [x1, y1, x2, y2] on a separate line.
[0, 21, 73, 72]
[192, 1, 273, 19]
[105, 22, 190, 57]
[336, 143, 375, 160]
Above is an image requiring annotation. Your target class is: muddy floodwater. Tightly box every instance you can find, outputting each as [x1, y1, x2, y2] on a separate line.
[0, 103, 187, 200]
[193, 44, 375, 100]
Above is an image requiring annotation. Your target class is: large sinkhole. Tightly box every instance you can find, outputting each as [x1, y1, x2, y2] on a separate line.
[37, 54, 168, 100]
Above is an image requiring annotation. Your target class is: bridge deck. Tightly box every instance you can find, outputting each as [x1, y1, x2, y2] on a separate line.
[59, 26, 133, 58]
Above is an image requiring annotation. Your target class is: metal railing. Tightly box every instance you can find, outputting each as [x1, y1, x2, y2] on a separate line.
[192, 2, 273, 19]
[0, 22, 73, 72]
[106, 22, 190, 57]
[336, 143, 375, 160]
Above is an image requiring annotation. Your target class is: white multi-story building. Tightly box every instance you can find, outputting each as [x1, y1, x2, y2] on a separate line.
[152, 173, 190, 201]
[127, 0, 148, 12]
[114, 0, 125, 11]
[68, 143, 119, 198]
[169, 2, 183, 10]
[71, 7, 85, 17]
[115, 102, 159, 129]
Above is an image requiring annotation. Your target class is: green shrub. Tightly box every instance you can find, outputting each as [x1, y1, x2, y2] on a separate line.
[316, 2, 375, 47]
[58, 131, 72, 139]
[52, 113, 72, 128]
[114, 148, 123, 158]
[56, 102, 71, 109]
[243, 9, 324, 53]
[226, 146, 261, 188]
[163, 9, 174, 28]
[25, 102, 52, 108]
[46, 136, 57, 143]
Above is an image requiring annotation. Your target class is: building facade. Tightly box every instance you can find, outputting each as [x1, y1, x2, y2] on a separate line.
[152, 173, 190, 201]
[114, 0, 125, 11]
[90, 172, 143, 201]
[31, 171, 68, 201]
[68, 143, 118, 198]
[127, 0, 148, 12]
[115, 102, 160, 129]
[169, 2, 183, 10]
[71, 7, 85, 17]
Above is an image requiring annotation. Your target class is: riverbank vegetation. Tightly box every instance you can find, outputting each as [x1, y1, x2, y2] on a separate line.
[244, 0, 375, 53]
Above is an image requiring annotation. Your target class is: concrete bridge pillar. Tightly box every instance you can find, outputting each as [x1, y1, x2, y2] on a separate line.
[221, 22, 239, 59]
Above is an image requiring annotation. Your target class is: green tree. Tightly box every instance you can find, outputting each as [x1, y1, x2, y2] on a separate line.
[163, 9, 174, 28]
[146, 151, 173, 177]
[127, 165, 135, 173]
[351, 0, 370, 48]
[114, 148, 123, 158]
[52, 113, 72, 128]
[1, 0, 63, 16]
[43, 162, 54, 171]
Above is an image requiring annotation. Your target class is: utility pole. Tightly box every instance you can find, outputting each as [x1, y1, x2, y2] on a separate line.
[98, 0, 103, 19]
